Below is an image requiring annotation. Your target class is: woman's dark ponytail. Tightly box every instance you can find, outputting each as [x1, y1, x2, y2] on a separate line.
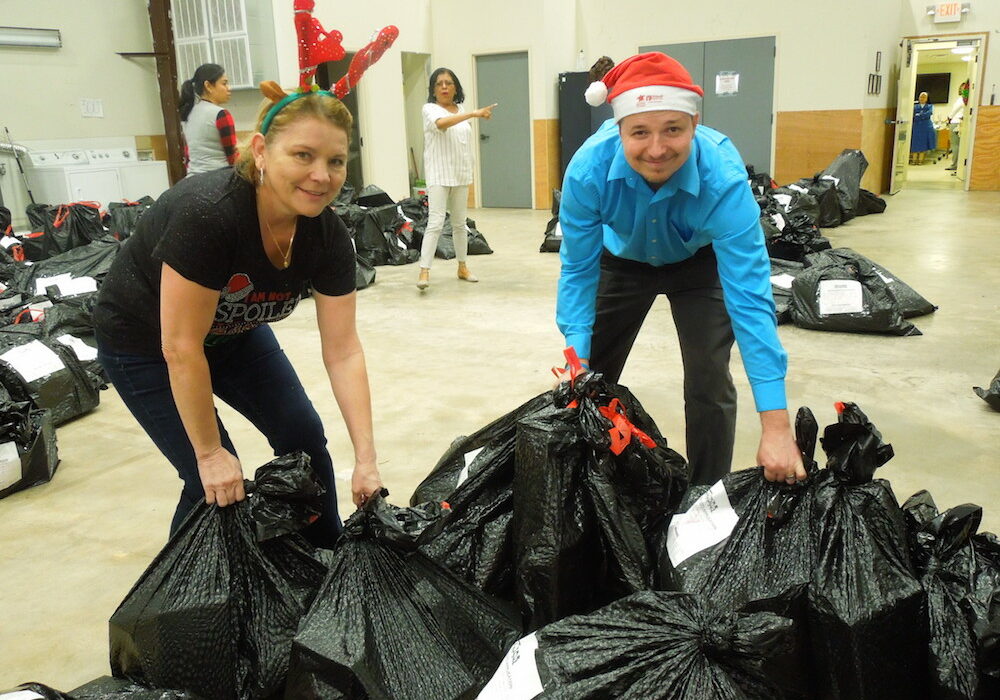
[178, 79, 197, 121]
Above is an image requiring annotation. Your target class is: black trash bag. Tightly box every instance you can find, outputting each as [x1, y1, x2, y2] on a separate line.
[71, 675, 203, 699]
[540, 190, 562, 253]
[0, 402, 58, 500]
[808, 402, 928, 700]
[23, 201, 107, 261]
[855, 189, 887, 215]
[789, 256, 921, 335]
[414, 393, 556, 601]
[354, 184, 395, 208]
[465, 218, 493, 255]
[902, 491, 985, 699]
[0, 331, 100, 425]
[354, 253, 375, 290]
[109, 453, 329, 700]
[0, 302, 106, 392]
[396, 195, 429, 236]
[973, 369, 1000, 411]
[331, 181, 355, 206]
[762, 211, 831, 263]
[770, 258, 805, 324]
[972, 585, 1000, 699]
[0, 684, 73, 699]
[820, 149, 869, 222]
[655, 407, 820, 699]
[480, 591, 793, 700]
[804, 247, 936, 318]
[333, 203, 367, 238]
[772, 186, 821, 227]
[513, 368, 689, 629]
[103, 197, 156, 240]
[790, 178, 842, 228]
[286, 492, 521, 700]
[356, 204, 409, 267]
[12, 235, 121, 299]
[746, 164, 775, 196]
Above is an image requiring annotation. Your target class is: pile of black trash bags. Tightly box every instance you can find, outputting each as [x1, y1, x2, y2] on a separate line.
[11, 362, 999, 699]
[333, 183, 493, 290]
[0, 199, 155, 500]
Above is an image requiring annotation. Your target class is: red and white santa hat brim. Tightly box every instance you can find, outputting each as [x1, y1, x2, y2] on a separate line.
[585, 52, 703, 122]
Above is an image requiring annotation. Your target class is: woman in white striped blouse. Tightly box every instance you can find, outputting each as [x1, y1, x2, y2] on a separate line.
[417, 67, 496, 290]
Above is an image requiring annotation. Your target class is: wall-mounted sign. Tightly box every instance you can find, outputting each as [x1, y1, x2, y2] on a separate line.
[715, 71, 739, 96]
[934, 2, 963, 23]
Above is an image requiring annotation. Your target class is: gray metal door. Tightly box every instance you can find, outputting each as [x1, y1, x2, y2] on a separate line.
[475, 52, 531, 208]
[641, 37, 775, 172]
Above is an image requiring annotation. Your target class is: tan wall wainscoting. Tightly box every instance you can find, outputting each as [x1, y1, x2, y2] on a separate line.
[970, 106, 1000, 191]
[533, 119, 561, 210]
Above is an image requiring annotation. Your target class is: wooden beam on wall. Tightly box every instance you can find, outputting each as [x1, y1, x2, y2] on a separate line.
[147, 0, 185, 185]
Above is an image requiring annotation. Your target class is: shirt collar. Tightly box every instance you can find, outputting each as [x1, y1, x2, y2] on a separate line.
[608, 134, 702, 198]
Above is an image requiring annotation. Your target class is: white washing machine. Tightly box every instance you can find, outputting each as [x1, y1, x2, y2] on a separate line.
[22, 137, 170, 208]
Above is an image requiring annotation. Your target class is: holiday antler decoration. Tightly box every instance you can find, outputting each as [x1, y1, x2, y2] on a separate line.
[332, 25, 400, 98]
[259, 1, 400, 134]
[294, 0, 345, 90]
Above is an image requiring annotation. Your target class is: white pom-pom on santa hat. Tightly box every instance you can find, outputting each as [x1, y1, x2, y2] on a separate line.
[584, 80, 608, 107]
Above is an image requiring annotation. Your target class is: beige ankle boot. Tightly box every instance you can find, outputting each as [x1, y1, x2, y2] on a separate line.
[416, 268, 430, 290]
[457, 262, 478, 283]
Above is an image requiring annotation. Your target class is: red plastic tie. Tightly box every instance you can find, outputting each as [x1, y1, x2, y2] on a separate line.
[834, 401, 846, 415]
[598, 398, 657, 455]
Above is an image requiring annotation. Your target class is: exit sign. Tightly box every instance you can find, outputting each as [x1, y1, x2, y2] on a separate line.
[934, 2, 963, 23]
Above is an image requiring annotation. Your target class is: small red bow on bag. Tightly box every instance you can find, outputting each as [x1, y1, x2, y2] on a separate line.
[294, 0, 345, 89]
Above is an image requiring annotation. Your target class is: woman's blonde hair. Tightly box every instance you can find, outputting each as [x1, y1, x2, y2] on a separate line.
[235, 90, 353, 184]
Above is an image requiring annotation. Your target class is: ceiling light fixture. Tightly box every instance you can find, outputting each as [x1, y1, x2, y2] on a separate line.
[0, 26, 61, 48]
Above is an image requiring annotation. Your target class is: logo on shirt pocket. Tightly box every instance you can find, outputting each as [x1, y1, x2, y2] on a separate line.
[221, 273, 253, 302]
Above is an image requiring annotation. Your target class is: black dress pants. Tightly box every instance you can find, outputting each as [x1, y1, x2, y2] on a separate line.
[590, 246, 737, 486]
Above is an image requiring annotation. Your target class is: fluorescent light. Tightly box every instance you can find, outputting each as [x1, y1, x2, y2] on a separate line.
[0, 26, 61, 48]
[952, 46, 974, 54]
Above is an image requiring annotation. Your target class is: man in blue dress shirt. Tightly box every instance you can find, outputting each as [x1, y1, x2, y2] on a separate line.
[557, 52, 805, 486]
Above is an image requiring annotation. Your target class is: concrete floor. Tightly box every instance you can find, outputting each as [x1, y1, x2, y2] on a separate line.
[1, 185, 998, 690]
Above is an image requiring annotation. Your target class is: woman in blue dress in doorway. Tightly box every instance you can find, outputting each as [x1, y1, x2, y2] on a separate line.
[910, 91, 936, 165]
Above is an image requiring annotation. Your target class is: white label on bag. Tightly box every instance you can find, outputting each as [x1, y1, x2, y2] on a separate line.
[34, 274, 97, 296]
[875, 269, 894, 284]
[0, 340, 65, 383]
[774, 193, 792, 209]
[770, 273, 796, 290]
[0, 237, 18, 249]
[770, 213, 786, 231]
[56, 334, 98, 361]
[820, 174, 840, 187]
[0, 440, 21, 491]
[0, 691, 47, 700]
[478, 633, 544, 700]
[788, 184, 809, 194]
[456, 446, 486, 488]
[818, 279, 864, 315]
[553, 221, 563, 239]
[666, 480, 739, 566]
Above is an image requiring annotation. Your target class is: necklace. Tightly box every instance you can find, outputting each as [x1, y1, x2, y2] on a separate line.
[263, 216, 295, 269]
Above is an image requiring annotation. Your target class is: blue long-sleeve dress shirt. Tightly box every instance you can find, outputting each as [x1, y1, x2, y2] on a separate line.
[557, 120, 787, 412]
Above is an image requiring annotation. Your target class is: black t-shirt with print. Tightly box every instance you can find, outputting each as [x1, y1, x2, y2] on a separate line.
[94, 168, 356, 356]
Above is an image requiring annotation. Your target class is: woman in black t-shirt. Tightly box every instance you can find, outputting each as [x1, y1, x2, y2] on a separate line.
[94, 87, 382, 545]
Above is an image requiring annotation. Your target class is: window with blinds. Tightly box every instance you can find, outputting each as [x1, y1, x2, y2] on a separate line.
[172, 0, 253, 88]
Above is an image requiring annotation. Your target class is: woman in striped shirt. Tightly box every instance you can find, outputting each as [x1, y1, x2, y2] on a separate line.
[416, 67, 496, 290]
[179, 63, 238, 175]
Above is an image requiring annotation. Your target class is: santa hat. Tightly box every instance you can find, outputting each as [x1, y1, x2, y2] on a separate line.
[585, 52, 703, 122]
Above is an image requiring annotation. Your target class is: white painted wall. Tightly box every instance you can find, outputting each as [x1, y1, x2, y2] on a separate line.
[0, 1, 163, 139]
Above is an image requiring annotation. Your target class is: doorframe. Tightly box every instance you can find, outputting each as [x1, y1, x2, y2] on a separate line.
[900, 31, 990, 192]
[470, 47, 533, 208]
[636, 33, 780, 175]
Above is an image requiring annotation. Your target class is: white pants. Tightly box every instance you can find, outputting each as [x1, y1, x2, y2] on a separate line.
[420, 184, 469, 268]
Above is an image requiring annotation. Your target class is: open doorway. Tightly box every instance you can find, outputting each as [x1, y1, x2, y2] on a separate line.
[317, 55, 364, 194]
[401, 52, 430, 197]
[890, 35, 985, 193]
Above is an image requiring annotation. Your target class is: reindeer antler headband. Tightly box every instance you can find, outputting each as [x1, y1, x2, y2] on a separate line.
[259, 0, 399, 134]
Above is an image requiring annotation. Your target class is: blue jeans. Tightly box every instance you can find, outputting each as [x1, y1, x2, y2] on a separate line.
[97, 325, 343, 547]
